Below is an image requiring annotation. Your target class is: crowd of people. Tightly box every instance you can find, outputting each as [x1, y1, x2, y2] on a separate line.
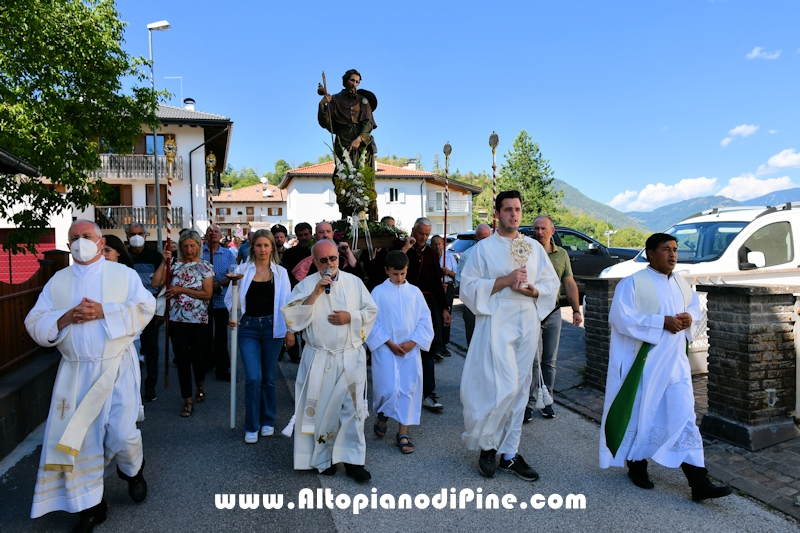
[24, 190, 732, 532]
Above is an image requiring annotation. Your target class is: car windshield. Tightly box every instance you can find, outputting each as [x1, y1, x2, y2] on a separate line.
[633, 221, 748, 263]
[448, 239, 475, 253]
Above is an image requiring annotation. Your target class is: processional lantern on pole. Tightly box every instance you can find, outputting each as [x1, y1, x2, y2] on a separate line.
[489, 132, 499, 230]
[205, 151, 217, 225]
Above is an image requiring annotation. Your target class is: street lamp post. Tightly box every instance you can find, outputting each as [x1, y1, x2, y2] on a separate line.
[489, 132, 499, 230]
[148, 20, 170, 252]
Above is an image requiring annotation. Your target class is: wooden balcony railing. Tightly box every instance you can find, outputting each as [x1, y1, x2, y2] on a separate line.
[95, 206, 184, 230]
[426, 200, 471, 213]
[87, 154, 183, 180]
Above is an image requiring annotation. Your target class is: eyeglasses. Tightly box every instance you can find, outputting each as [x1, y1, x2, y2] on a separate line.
[318, 255, 339, 264]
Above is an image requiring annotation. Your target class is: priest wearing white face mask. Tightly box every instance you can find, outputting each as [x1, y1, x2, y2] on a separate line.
[25, 220, 156, 532]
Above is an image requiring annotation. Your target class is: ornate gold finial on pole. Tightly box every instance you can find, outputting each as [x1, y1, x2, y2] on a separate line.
[489, 132, 499, 230]
[205, 151, 217, 225]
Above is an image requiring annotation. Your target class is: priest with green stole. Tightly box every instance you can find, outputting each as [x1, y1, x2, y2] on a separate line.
[599, 232, 732, 501]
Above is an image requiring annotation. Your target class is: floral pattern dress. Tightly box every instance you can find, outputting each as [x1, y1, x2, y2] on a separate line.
[168, 260, 214, 324]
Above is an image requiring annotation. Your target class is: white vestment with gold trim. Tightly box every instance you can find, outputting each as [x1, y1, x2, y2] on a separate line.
[281, 271, 377, 471]
[25, 257, 154, 517]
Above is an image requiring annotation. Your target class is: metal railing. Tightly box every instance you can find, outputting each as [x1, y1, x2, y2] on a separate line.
[95, 206, 184, 230]
[87, 154, 183, 180]
[426, 200, 471, 213]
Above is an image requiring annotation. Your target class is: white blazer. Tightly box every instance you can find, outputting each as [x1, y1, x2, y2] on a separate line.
[224, 261, 290, 338]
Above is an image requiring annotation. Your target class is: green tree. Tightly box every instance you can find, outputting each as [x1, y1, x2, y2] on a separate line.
[221, 166, 261, 189]
[498, 131, 562, 224]
[0, 0, 160, 252]
[610, 226, 648, 248]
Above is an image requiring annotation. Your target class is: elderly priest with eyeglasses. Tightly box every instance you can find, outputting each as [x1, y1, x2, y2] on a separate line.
[281, 239, 378, 482]
[25, 219, 155, 532]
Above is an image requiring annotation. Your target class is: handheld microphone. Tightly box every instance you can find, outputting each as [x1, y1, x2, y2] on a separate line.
[324, 266, 332, 294]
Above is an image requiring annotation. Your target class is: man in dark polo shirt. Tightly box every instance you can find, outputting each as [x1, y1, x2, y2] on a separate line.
[126, 222, 164, 402]
[526, 215, 583, 421]
[281, 222, 313, 288]
[402, 217, 451, 411]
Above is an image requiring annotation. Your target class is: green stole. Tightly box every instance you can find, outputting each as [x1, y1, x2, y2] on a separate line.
[604, 268, 692, 457]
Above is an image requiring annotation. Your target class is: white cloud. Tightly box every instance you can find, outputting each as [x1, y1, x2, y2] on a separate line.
[766, 148, 800, 169]
[720, 124, 759, 147]
[746, 46, 781, 60]
[728, 124, 759, 137]
[718, 174, 796, 200]
[769, 129, 778, 134]
[607, 177, 718, 212]
[756, 148, 800, 175]
[608, 190, 638, 209]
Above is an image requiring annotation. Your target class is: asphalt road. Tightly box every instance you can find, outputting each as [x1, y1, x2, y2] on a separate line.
[1, 314, 798, 532]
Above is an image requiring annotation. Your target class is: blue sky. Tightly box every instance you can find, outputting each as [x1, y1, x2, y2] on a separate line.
[116, 0, 800, 213]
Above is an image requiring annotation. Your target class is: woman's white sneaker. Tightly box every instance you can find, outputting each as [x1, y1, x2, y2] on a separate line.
[260, 426, 274, 437]
[245, 432, 258, 444]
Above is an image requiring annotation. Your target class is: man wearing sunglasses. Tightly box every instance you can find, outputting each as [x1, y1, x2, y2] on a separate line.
[282, 239, 378, 482]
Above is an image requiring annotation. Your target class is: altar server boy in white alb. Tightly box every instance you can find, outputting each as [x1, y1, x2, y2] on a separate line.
[25, 220, 155, 532]
[367, 250, 434, 454]
[599, 232, 731, 501]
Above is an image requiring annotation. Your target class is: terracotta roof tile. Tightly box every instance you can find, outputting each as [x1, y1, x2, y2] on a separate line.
[212, 183, 286, 203]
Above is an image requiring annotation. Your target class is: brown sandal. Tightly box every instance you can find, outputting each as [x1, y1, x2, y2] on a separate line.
[181, 402, 193, 417]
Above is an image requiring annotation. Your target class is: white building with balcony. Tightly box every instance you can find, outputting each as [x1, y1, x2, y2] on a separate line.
[280, 162, 481, 235]
[211, 183, 288, 237]
[76, 99, 233, 244]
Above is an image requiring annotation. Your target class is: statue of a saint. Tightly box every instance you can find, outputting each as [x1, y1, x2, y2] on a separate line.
[318, 69, 378, 220]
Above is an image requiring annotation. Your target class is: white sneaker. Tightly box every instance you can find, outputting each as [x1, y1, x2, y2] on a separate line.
[260, 425, 274, 437]
[422, 395, 443, 411]
[245, 432, 258, 444]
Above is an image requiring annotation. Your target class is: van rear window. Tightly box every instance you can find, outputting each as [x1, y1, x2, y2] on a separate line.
[662, 222, 748, 263]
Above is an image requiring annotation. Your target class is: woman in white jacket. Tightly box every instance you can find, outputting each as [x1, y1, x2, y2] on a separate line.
[226, 229, 295, 443]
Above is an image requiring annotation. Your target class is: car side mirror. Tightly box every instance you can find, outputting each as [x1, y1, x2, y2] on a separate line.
[587, 243, 600, 254]
[747, 251, 766, 268]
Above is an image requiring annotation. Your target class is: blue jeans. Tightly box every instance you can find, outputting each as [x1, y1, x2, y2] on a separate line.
[238, 315, 284, 433]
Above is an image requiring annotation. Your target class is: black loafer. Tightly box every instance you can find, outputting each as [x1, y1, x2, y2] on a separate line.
[344, 463, 371, 483]
[117, 460, 147, 503]
[692, 482, 733, 501]
[71, 500, 107, 533]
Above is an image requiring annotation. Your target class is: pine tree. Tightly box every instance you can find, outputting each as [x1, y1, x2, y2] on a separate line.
[498, 131, 562, 223]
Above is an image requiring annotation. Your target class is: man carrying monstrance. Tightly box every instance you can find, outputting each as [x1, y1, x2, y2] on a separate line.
[318, 69, 379, 221]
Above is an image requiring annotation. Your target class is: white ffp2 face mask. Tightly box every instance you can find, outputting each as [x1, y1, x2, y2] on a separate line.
[129, 235, 145, 248]
[70, 237, 102, 262]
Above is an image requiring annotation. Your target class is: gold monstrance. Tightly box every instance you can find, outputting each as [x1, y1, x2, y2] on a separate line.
[510, 233, 533, 288]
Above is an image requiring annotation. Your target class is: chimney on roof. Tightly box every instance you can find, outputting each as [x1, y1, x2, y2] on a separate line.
[183, 98, 195, 111]
[405, 158, 417, 171]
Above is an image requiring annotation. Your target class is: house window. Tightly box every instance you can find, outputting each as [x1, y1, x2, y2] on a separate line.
[145, 134, 166, 155]
[385, 187, 405, 203]
[268, 207, 283, 216]
[216, 208, 231, 216]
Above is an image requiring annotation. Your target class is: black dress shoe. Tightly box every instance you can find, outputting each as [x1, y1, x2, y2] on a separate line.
[523, 406, 533, 423]
[691, 482, 733, 501]
[71, 500, 107, 533]
[626, 459, 654, 489]
[117, 460, 147, 503]
[344, 463, 371, 482]
[320, 464, 337, 476]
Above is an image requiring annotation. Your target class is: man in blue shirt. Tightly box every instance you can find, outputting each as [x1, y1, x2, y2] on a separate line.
[202, 224, 237, 381]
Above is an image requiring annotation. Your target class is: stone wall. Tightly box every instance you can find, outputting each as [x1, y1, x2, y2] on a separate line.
[698, 284, 799, 450]
[584, 278, 619, 391]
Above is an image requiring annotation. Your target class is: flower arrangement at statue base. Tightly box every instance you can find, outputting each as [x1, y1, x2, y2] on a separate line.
[333, 148, 377, 219]
[330, 219, 406, 250]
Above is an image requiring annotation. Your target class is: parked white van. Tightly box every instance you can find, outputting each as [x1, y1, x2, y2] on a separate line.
[599, 203, 800, 279]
